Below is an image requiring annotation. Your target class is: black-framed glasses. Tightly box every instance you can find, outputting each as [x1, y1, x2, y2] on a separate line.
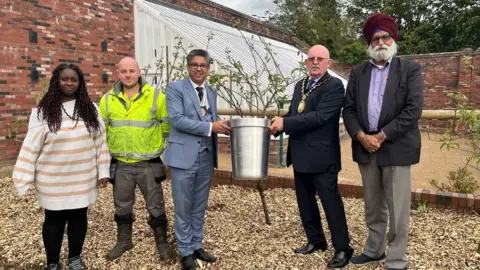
[188, 63, 209, 69]
[371, 34, 392, 44]
[306, 57, 330, 63]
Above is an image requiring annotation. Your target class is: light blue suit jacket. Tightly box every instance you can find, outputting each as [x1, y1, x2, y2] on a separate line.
[164, 78, 218, 170]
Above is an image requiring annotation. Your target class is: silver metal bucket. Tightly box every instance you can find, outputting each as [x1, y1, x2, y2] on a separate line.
[229, 118, 271, 180]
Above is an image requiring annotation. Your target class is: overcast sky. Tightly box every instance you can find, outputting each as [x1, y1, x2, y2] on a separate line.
[210, 0, 277, 20]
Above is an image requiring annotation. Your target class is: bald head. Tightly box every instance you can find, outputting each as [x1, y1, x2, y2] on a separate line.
[305, 45, 332, 79]
[117, 57, 141, 90]
[118, 57, 140, 70]
[308, 45, 330, 59]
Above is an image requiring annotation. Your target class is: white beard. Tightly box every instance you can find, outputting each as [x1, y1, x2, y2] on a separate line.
[368, 41, 398, 62]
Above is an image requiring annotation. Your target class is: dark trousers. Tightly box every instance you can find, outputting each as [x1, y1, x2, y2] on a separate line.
[42, 207, 88, 264]
[294, 170, 353, 253]
[113, 160, 166, 218]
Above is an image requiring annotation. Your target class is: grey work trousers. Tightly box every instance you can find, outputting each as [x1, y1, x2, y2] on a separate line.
[112, 160, 166, 218]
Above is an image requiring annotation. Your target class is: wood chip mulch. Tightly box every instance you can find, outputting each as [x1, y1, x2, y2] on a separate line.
[0, 177, 479, 269]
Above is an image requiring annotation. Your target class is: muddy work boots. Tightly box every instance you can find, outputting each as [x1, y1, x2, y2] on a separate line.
[106, 214, 134, 261]
[148, 214, 172, 261]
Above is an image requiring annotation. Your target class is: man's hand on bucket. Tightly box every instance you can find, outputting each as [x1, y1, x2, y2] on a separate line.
[212, 120, 231, 135]
[270, 116, 284, 135]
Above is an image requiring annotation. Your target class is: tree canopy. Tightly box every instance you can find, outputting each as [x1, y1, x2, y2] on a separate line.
[267, 0, 479, 64]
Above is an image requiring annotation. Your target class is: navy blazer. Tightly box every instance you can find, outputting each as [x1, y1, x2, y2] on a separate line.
[282, 72, 345, 173]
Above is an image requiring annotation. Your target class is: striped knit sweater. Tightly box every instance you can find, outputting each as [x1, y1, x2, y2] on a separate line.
[12, 100, 111, 210]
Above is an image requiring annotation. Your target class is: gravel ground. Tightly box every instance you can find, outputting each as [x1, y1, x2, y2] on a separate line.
[0, 177, 479, 270]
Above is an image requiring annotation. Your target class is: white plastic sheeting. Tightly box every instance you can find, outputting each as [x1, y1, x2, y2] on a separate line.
[134, 0, 347, 110]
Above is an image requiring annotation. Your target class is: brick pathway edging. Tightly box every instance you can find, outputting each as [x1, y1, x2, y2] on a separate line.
[206, 168, 480, 211]
[165, 167, 479, 211]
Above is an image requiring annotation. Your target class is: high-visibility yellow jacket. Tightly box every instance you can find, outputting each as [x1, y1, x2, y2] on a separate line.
[99, 78, 169, 163]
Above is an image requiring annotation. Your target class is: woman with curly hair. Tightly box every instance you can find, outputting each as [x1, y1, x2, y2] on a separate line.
[12, 63, 111, 270]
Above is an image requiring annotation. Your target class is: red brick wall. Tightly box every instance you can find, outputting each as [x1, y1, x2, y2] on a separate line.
[333, 48, 480, 110]
[405, 49, 480, 110]
[331, 62, 353, 78]
[1, 0, 478, 166]
[0, 0, 134, 166]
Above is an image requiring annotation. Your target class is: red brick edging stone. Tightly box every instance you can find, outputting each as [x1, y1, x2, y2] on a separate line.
[205, 168, 480, 212]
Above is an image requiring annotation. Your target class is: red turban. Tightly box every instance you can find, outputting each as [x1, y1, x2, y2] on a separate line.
[362, 13, 398, 45]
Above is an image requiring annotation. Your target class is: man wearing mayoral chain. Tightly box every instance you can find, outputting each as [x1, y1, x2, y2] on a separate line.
[270, 45, 354, 269]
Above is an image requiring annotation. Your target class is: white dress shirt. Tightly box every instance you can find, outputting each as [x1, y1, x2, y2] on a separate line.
[189, 79, 212, 136]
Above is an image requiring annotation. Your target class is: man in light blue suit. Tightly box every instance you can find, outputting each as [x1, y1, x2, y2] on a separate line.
[164, 49, 231, 270]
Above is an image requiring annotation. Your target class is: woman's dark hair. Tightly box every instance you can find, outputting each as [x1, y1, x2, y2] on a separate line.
[37, 63, 101, 134]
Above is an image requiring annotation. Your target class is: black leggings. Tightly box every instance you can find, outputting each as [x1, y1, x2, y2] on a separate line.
[42, 207, 88, 264]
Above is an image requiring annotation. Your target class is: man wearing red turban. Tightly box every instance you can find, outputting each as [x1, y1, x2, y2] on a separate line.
[343, 13, 424, 270]
[362, 13, 398, 45]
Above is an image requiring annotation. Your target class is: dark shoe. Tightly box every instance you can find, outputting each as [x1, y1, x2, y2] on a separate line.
[293, 242, 327, 254]
[67, 256, 87, 270]
[350, 253, 386, 266]
[149, 216, 171, 261]
[106, 215, 134, 261]
[327, 251, 352, 268]
[181, 255, 196, 270]
[45, 263, 62, 270]
[194, 248, 217, 262]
